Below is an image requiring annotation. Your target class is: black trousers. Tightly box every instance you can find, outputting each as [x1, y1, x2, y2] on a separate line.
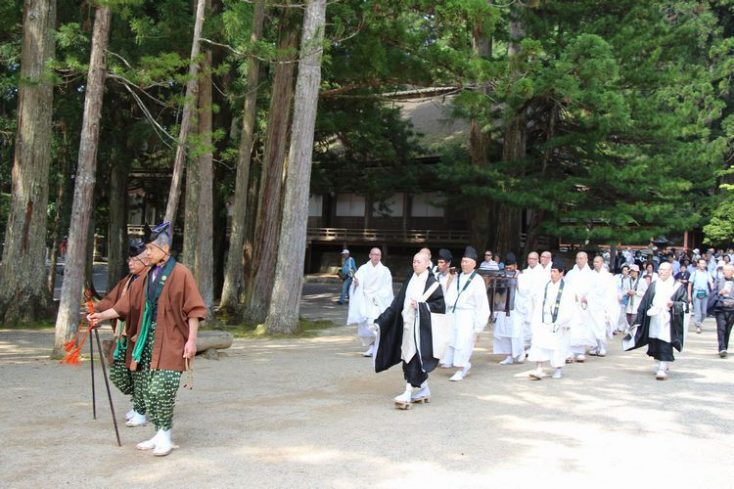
[715, 310, 734, 352]
[402, 355, 428, 388]
[647, 338, 675, 362]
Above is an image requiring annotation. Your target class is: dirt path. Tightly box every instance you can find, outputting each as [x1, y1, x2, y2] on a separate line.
[2, 289, 734, 488]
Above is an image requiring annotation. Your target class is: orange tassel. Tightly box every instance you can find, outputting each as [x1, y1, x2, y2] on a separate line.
[60, 292, 97, 366]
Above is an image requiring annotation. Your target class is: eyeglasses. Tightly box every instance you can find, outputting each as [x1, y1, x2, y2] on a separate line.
[485, 254, 492, 257]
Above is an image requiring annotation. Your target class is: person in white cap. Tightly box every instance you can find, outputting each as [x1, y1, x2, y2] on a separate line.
[615, 264, 632, 333]
[347, 247, 393, 357]
[624, 264, 648, 327]
[338, 249, 357, 305]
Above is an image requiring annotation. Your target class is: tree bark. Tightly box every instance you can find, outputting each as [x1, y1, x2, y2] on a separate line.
[496, 5, 526, 255]
[107, 157, 129, 286]
[468, 9, 493, 251]
[183, 134, 200, 267]
[54, 5, 111, 354]
[0, 0, 57, 324]
[47, 121, 72, 297]
[265, 0, 327, 334]
[246, 8, 300, 323]
[219, 0, 265, 311]
[163, 0, 206, 225]
[196, 34, 214, 311]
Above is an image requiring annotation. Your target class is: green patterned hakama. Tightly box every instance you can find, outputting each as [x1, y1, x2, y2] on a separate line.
[108, 322, 146, 414]
[140, 321, 181, 431]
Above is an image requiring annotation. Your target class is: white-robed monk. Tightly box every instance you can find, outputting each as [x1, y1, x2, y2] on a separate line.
[539, 250, 553, 281]
[441, 246, 490, 381]
[522, 252, 548, 347]
[528, 260, 576, 379]
[493, 253, 526, 365]
[347, 248, 394, 357]
[586, 256, 620, 357]
[565, 251, 597, 362]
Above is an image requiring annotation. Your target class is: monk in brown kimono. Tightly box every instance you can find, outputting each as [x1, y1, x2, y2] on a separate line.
[94, 239, 149, 427]
[89, 222, 207, 456]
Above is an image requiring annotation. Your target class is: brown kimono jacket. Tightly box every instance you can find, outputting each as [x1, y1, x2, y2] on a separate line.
[97, 270, 147, 336]
[113, 261, 207, 372]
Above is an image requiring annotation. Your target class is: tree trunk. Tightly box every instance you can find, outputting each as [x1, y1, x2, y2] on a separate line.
[522, 103, 557, 257]
[467, 11, 493, 251]
[107, 157, 129, 286]
[196, 35, 214, 311]
[497, 113, 525, 254]
[220, 0, 265, 311]
[183, 135, 200, 267]
[53, 5, 111, 354]
[495, 5, 526, 256]
[0, 0, 57, 324]
[163, 0, 206, 225]
[265, 0, 327, 334]
[246, 8, 300, 323]
[47, 121, 72, 297]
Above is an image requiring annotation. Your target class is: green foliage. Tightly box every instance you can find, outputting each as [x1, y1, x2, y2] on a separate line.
[432, 0, 730, 246]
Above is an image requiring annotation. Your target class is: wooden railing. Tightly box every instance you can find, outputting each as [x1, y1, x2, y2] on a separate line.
[307, 227, 471, 244]
[127, 224, 473, 245]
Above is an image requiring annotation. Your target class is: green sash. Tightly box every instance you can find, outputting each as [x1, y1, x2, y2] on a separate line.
[131, 257, 176, 364]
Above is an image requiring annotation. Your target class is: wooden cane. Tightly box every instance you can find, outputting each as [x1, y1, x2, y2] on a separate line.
[93, 326, 121, 447]
[90, 325, 97, 420]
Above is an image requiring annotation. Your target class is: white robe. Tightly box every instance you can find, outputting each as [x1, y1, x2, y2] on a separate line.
[435, 270, 453, 295]
[648, 276, 680, 343]
[565, 264, 598, 351]
[624, 276, 648, 315]
[523, 265, 549, 344]
[586, 269, 620, 340]
[347, 261, 394, 346]
[400, 270, 429, 362]
[615, 274, 632, 331]
[493, 271, 532, 359]
[442, 272, 490, 367]
[527, 278, 576, 368]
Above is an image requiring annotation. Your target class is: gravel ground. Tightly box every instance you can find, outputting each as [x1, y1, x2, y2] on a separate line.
[1, 284, 733, 489]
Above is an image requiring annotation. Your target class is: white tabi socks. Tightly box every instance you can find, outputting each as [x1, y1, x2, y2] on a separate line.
[136, 429, 164, 451]
[362, 344, 375, 357]
[394, 383, 412, 404]
[450, 362, 471, 381]
[126, 411, 146, 427]
[153, 429, 173, 457]
[411, 381, 430, 403]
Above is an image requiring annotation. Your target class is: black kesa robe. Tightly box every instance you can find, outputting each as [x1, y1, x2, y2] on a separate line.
[626, 280, 689, 353]
[374, 272, 445, 374]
